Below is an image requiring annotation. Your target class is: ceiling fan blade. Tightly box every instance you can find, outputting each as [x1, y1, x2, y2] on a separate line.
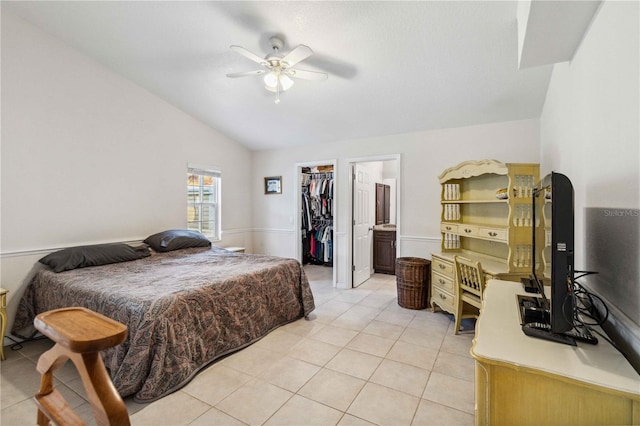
[230, 45, 266, 65]
[286, 68, 328, 81]
[281, 45, 313, 67]
[226, 70, 266, 78]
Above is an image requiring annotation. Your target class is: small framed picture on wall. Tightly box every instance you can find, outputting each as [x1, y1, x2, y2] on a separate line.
[264, 176, 282, 194]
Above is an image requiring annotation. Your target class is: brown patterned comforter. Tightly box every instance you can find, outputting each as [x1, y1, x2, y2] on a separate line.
[12, 246, 315, 402]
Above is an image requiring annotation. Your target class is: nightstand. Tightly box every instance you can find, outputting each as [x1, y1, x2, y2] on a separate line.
[0, 288, 8, 361]
[224, 247, 245, 253]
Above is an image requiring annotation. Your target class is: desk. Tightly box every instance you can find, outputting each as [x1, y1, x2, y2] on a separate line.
[431, 251, 509, 278]
[471, 280, 640, 426]
[430, 251, 514, 317]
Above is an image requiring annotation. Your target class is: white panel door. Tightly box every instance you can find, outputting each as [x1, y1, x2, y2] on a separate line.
[353, 164, 372, 286]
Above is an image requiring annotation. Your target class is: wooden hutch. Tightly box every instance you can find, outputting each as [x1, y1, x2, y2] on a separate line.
[430, 159, 540, 315]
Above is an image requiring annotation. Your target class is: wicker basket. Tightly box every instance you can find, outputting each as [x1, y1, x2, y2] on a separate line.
[395, 257, 431, 310]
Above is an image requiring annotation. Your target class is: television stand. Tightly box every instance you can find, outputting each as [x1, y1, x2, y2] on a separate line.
[565, 325, 598, 345]
[516, 295, 599, 346]
[521, 323, 576, 346]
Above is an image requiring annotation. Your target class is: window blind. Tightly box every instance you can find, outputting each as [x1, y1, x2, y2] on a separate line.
[187, 167, 221, 178]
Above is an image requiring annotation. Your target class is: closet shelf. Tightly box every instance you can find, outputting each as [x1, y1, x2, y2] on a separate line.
[441, 199, 509, 204]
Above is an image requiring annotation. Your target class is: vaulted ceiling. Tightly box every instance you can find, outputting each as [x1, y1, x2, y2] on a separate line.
[4, 1, 559, 151]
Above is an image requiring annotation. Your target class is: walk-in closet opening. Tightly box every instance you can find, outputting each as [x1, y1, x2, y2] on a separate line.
[297, 161, 337, 288]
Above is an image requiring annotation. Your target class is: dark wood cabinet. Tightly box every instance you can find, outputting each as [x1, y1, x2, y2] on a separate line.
[384, 186, 391, 224]
[375, 183, 391, 225]
[373, 230, 396, 274]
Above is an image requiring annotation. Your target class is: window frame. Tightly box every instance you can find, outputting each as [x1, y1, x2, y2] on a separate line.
[187, 165, 221, 241]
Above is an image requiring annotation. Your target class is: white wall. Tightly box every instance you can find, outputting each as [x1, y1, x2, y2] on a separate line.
[251, 119, 540, 287]
[540, 0, 639, 268]
[539, 0, 639, 363]
[0, 12, 253, 332]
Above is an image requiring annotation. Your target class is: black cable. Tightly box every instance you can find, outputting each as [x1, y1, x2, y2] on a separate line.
[5, 334, 26, 351]
[558, 275, 629, 358]
[574, 269, 598, 275]
[7, 332, 46, 352]
[558, 275, 608, 340]
[573, 270, 598, 281]
[573, 280, 609, 326]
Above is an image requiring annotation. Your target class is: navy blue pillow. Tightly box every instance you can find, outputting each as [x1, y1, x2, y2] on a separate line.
[143, 229, 211, 252]
[39, 243, 151, 273]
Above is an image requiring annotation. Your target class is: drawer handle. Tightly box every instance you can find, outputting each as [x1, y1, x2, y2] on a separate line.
[439, 279, 446, 285]
[439, 294, 446, 300]
[445, 226, 452, 231]
[464, 228, 472, 233]
[439, 264, 446, 270]
[488, 231, 497, 237]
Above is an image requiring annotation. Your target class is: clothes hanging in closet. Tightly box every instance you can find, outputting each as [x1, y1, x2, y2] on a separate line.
[301, 170, 334, 266]
[308, 223, 333, 265]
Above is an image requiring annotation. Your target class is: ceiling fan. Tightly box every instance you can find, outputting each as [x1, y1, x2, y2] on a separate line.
[226, 36, 328, 104]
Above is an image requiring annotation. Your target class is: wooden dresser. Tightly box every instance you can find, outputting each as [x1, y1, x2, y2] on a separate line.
[472, 280, 640, 426]
[430, 254, 456, 315]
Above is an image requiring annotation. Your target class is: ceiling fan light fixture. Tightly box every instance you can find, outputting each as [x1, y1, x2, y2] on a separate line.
[263, 71, 279, 89]
[263, 72, 294, 92]
[228, 36, 327, 104]
[279, 74, 295, 91]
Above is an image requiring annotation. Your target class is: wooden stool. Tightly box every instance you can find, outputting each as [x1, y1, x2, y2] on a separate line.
[33, 307, 130, 426]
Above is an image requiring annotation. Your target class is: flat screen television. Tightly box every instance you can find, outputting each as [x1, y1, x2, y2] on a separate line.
[531, 172, 575, 333]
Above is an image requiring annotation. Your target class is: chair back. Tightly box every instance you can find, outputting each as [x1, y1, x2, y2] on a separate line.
[454, 256, 485, 302]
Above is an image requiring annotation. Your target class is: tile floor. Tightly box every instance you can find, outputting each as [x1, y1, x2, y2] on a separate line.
[0, 265, 476, 425]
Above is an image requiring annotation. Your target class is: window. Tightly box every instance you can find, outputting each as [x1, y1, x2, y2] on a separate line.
[187, 166, 221, 240]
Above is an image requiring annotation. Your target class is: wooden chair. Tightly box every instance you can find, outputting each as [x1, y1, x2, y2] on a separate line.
[33, 307, 130, 426]
[453, 256, 486, 334]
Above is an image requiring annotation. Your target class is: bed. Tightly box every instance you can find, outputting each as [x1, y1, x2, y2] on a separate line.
[12, 245, 315, 402]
